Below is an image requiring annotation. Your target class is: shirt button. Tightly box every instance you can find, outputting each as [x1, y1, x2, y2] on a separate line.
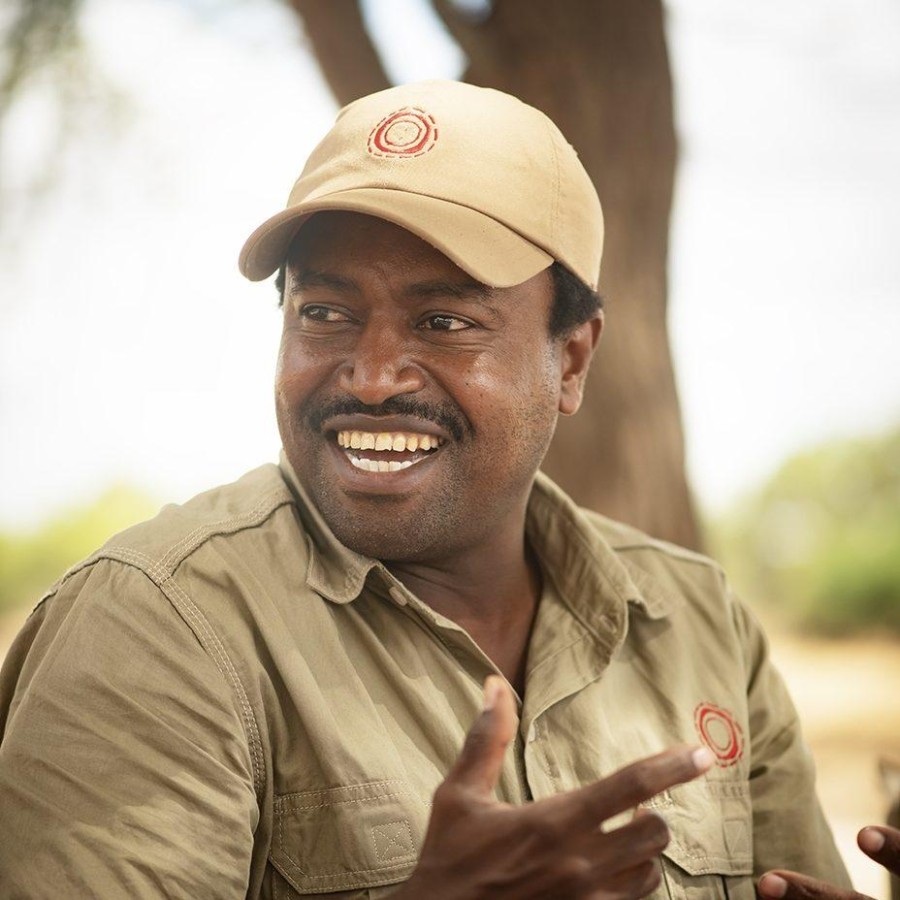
[526, 723, 537, 743]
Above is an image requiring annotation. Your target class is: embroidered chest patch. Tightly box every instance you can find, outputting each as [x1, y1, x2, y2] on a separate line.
[367, 107, 439, 158]
[694, 702, 744, 767]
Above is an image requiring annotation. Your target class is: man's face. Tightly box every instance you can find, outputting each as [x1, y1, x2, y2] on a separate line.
[276, 211, 592, 563]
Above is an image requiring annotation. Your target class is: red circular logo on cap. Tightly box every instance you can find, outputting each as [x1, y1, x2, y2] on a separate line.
[367, 107, 438, 158]
[694, 702, 744, 767]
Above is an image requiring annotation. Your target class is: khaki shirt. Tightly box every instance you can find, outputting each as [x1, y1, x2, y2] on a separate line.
[0, 458, 849, 899]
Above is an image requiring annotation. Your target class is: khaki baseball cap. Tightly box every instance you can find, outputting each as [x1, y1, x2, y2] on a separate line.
[238, 80, 603, 290]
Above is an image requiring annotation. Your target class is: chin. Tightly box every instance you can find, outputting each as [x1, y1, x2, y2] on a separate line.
[311, 480, 464, 562]
[328, 514, 444, 563]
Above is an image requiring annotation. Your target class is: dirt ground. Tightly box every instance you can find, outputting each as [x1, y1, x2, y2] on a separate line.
[1, 606, 898, 897]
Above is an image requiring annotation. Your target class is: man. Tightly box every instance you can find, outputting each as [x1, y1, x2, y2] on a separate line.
[0, 80, 895, 898]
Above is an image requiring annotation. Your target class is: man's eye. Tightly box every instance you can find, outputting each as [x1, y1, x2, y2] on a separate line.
[300, 305, 348, 322]
[420, 314, 471, 332]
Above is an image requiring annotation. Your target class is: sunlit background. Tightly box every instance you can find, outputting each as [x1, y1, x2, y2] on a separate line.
[1, 1, 898, 895]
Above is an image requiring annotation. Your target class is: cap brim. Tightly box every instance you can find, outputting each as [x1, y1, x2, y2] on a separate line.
[238, 188, 553, 288]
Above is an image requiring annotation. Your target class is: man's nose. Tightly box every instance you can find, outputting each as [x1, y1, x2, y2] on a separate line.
[337, 321, 426, 405]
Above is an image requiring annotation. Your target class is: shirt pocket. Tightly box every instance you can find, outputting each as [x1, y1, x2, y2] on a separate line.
[653, 778, 756, 900]
[269, 778, 429, 898]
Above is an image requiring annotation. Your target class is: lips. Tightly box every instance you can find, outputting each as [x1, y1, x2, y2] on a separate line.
[306, 397, 468, 443]
[335, 429, 445, 474]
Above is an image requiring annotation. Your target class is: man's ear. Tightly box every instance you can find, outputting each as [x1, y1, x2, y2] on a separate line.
[558, 312, 603, 416]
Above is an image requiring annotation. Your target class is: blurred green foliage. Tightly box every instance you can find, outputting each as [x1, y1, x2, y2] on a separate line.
[0, 486, 158, 616]
[711, 426, 900, 636]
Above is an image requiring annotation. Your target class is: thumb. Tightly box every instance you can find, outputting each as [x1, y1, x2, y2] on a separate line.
[446, 675, 517, 798]
[858, 825, 900, 876]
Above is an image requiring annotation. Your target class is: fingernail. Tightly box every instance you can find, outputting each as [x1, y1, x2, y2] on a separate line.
[859, 827, 885, 853]
[483, 677, 500, 711]
[692, 747, 714, 771]
[759, 874, 788, 898]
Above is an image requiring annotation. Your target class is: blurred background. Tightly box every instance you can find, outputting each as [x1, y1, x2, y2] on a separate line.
[1, 0, 898, 894]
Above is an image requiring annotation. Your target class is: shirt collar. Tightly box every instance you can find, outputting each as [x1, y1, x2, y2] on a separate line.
[278, 451, 379, 603]
[526, 471, 682, 627]
[278, 451, 681, 619]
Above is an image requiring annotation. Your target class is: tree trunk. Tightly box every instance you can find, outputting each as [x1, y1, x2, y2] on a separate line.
[290, 0, 701, 550]
[287, 0, 390, 103]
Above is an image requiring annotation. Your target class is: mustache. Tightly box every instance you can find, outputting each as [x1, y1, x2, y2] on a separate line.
[303, 396, 470, 442]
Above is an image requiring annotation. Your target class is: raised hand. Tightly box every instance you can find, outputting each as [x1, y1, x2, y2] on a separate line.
[393, 676, 715, 900]
[758, 825, 900, 899]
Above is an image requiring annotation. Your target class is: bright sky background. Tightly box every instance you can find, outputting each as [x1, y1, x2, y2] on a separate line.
[2, 0, 899, 530]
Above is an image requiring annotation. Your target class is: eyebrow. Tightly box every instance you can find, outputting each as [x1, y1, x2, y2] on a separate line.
[288, 270, 357, 295]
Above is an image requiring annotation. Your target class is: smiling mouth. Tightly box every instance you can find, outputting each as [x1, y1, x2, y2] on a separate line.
[335, 430, 445, 473]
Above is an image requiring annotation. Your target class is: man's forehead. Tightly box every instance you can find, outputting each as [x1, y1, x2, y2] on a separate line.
[286, 267, 496, 303]
[284, 211, 487, 283]
[282, 210, 556, 312]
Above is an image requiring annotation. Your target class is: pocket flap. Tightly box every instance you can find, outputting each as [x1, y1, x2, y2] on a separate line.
[650, 779, 754, 876]
[271, 779, 429, 895]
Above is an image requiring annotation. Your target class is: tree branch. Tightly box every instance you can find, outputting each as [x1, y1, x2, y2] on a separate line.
[286, 0, 391, 107]
[429, 0, 495, 72]
[1, 0, 82, 106]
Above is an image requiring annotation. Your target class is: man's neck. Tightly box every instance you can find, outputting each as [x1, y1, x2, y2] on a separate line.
[386, 526, 542, 696]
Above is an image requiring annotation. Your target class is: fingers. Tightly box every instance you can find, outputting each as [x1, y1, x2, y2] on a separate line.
[573, 815, 667, 900]
[857, 825, 900, 876]
[582, 860, 661, 900]
[443, 675, 517, 798]
[584, 809, 670, 873]
[758, 870, 870, 899]
[556, 745, 714, 831]
[756, 825, 900, 899]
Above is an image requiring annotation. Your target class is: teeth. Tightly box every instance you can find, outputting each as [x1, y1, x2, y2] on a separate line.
[335, 430, 444, 452]
[349, 457, 415, 473]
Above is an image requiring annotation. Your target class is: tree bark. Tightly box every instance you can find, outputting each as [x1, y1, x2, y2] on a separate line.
[286, 0, 390, 104]
[291, 0, 701, 550]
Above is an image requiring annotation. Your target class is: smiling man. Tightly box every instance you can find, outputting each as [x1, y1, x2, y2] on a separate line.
[0, 81, 890, 899]
[274, 212, 568, 573]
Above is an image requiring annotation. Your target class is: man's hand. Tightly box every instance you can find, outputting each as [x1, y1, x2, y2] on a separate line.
[758, 825, 900, 899]
[394, 676, 715, 900]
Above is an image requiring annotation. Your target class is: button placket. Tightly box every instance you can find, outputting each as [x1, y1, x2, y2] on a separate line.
[520, 717, 552, 800]
[379, 569, 508, 691]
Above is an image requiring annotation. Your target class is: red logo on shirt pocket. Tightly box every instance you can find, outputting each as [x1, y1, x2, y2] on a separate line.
[694, 702, 744, 767]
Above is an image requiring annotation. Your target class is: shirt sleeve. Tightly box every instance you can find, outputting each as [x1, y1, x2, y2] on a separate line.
[733, 597, 852, 887]
[0, 559, 259, 899]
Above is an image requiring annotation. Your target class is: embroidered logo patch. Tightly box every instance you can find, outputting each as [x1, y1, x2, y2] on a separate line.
[367, 107, 438, 158]
[694, 702, 744, 767]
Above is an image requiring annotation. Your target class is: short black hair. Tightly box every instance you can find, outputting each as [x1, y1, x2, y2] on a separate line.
[275, 259, 601, 339]
[547, 262, 603, 338]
